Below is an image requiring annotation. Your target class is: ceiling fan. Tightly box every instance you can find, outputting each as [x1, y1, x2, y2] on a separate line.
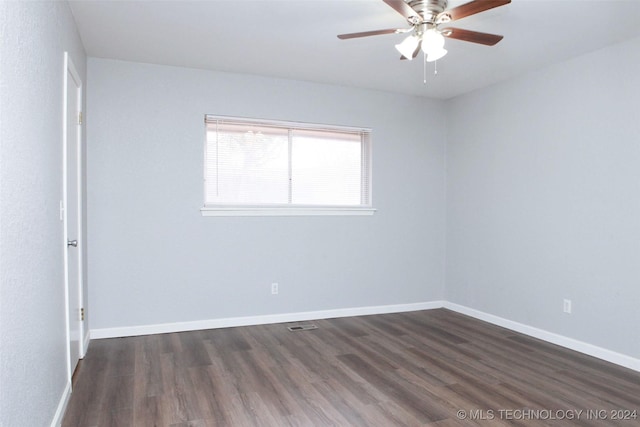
[338, 0, 511, 62]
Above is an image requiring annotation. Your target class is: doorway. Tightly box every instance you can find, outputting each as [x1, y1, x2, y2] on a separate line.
[63, 52, 84, 381]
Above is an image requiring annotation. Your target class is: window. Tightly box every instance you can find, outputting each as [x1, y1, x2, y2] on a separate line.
[202, 116, 374, 216]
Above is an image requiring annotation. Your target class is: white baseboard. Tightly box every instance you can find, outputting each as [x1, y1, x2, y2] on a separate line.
[50, 380, 71, 427]
[90, 301, 445, 339]
[444, 302, 640, 372]
[89, 300, 639, 373]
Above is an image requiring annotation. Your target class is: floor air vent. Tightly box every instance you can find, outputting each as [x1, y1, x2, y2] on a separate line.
[287, 324, 318, 332]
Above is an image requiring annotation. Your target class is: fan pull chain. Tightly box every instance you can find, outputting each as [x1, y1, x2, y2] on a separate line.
[423, 52, 427, 84]
[423, 55, 440, 85]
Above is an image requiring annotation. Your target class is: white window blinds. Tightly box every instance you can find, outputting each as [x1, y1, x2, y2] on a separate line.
[204, 116, 371, 208]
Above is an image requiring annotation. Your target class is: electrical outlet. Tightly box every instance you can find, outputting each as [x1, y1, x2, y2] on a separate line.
[271, 283, 279, 295]
[563, 299, 572, 314]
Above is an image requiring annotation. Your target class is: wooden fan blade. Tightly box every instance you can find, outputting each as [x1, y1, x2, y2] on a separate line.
[439, 0, 510, 22]
[442, 27, 504, 45]
[383, 0, 419, 21]
[338, 28, 399, 40]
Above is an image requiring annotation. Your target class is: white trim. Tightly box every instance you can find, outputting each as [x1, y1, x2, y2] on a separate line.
[50, 380, 71, 427]
[444, 302, 640, 372]
[201, 207, 376, 216]
[90, 301, 442, 339]
[88, 300, 639, 373]
[62, 51, 71, 382]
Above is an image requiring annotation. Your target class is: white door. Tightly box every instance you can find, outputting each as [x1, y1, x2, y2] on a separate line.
[64, 52, 84, 379]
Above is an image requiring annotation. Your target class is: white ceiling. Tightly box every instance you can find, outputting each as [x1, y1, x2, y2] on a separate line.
[69, 0, 640, 99]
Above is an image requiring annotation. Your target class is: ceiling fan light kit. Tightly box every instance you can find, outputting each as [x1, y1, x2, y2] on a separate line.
[339, 0, 510, 64]
[421, 28, 447, 62]
[395, 35, 420, 59]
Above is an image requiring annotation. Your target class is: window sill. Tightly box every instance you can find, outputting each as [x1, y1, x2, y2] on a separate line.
[200, 207, 376, 217]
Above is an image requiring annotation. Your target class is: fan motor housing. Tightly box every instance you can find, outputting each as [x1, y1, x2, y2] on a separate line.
[407, 0, 448, 22]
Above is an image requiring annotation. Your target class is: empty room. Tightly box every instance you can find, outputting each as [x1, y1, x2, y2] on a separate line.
[1, 0, 639, 426]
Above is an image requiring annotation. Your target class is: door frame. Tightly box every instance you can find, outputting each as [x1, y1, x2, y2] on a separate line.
[63, 51, 85, 382]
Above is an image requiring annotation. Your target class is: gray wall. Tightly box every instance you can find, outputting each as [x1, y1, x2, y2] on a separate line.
[0, 1, 86, 425]
[446, 36, 640, 357]
[86, 59, 447, 330]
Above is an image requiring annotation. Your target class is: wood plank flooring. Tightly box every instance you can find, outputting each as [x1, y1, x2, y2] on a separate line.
[62, 309, 640, 426]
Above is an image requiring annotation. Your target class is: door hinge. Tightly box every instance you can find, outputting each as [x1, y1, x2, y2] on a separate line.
[80, 307, 85, 321]
[78, 111, 83, 125]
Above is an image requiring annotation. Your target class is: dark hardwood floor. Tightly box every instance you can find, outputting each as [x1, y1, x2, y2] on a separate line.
[62, 309, 640, 426]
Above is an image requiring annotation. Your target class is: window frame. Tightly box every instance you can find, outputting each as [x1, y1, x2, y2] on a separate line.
[201, 115, 375, 217]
